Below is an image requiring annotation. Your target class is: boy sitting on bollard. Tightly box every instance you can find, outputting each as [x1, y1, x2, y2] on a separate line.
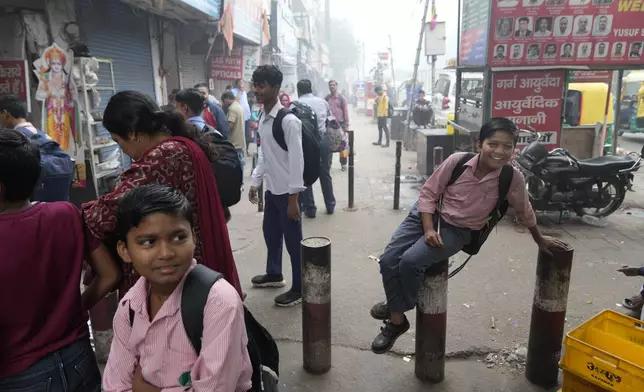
[370, 117, 567, 354]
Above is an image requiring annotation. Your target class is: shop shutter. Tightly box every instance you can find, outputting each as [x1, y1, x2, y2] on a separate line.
[179, 49, 207, 89]
[76, 0, 156, 167]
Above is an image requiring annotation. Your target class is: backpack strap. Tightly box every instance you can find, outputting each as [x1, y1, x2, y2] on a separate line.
[498, 165, 514, 204]
[181, 265, 223, 355]
[447, 153, 476, 186]
[272, 108, 290, 151]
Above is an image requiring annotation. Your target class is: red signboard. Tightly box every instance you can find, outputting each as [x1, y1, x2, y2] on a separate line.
[211, 47, 243, 80]
[489, 0, 644, 67]
[0, 60, 30, 111]
[491, 70, 565, 151]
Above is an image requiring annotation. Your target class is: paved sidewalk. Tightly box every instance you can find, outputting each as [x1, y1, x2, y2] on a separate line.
[226, 110, 642, 391]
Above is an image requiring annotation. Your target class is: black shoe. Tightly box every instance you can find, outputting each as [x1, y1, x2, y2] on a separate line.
[341, 165, 347, 171]
[251, 274, 286, 288]
[381, 143, 390, 148]
[370, 301, 390, 320]
[305, 212, 316, 219]
[326, 207, 335, 215]
[371, 317, 410, 354]
[372, 141, 382, 146]
[275, 290, 302, 307]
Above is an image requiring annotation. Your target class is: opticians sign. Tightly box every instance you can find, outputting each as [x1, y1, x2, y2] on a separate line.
[489, 0, 644, 67]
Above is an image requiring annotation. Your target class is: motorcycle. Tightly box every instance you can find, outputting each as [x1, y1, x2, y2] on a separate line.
[514, 129, 644, 218]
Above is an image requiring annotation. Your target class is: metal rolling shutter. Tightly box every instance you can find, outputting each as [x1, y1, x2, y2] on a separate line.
[179, 49, 207, 89]
[76, 0, 156, 167]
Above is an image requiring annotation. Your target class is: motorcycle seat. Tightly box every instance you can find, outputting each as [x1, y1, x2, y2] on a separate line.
[577, 155, 636, 174]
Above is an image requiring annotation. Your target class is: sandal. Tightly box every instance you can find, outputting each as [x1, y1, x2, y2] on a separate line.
[623, 294, 644, 311]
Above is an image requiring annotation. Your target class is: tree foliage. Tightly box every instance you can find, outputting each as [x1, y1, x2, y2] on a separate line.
[328, 18, 359, 80]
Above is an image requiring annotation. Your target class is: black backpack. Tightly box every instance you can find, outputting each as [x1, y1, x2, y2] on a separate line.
[129, 265, 279, 392]
[16, 127, 74, 202]
[443, 153, 514, 255]
[203, 125, 243, 208]
[272, 101, 321, 187]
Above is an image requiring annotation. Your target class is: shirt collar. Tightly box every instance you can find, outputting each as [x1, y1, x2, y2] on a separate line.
[300, 93, 313, 98]
[266, 101, 284, 119]
[124, 260, 198, 320]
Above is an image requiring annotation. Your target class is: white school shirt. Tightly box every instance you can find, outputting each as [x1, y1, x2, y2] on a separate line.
[251, 102, 306, 195]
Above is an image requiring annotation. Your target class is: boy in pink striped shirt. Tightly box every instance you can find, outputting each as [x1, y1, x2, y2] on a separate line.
[369, 118, 567, 354]
[103, 185, 252, 392]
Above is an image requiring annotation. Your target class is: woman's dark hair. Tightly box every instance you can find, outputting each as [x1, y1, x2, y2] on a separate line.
[0, 129, 41, 202]
[0, 95, 29, 119]
[175, 88, 206, 115]
[252, 65, 283, 87]
[116, 184, 193, 242]
[103, 91, 216, 161]
[479, 117, 519, 145]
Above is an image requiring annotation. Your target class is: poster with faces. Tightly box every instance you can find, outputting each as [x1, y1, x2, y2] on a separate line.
[594, 42, 609, 58]
[511, 44, 525, 59]
[554, 16, 572, 36]
[573, 15, 592, 36]
[577, 42, 592, 58]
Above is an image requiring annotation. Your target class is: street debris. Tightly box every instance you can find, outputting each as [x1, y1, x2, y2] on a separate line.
[490, 316, 497, 329]
[463, 303, 471, 309]
[403, 356, 411, 363]
[483, 345, 528, 371]
[368, 255, 380, 263]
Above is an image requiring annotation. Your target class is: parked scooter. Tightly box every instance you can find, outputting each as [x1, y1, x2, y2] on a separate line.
[514, 129, 643, 218]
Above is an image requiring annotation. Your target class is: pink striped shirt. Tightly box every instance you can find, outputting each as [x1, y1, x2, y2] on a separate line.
[418, 152, 537, 230]
[103, 263, 252, 392]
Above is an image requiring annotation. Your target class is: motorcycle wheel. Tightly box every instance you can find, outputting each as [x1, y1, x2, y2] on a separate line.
[574, 177, 626, 218]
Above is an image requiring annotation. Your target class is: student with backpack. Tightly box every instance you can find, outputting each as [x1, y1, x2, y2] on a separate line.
[0, 95, 74, 202]
[249, 65, 316, 307]
[369, 118, 567, 354]
[0, 130, 120, 391]
[102, 184, 253, 392]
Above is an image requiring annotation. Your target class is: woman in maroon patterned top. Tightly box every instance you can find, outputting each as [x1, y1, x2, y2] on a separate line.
[82, 91, 241, 298]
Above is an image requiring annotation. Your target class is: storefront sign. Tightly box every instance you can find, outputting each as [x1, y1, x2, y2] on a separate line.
[233, 0, 264, 45]
[0, 60, 30, 112]
[459, 0, 491, 66]
[569, 70, 613, 83]
[243, 45, 261, 81]
[177, 0, 222, 20]
[211, 48, 243, 79]
[491, 70, 565, 151]
[489, 0, 644, 67]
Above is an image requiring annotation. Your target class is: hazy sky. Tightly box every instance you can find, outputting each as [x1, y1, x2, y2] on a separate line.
[329, 0, 459, 72]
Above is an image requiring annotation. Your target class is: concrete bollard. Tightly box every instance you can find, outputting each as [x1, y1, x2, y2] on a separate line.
[394, 140, 402, 210]
[415, 261, 449, 383]
[89, 291, 118, 363]
[301, 236, 332, 374]
[345, 130, 357, 212]
[525, 244, 574, 388]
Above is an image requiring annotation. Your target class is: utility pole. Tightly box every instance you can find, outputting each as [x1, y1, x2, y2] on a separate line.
[388, 34, 397, 105]
[405, 0, 431, 128]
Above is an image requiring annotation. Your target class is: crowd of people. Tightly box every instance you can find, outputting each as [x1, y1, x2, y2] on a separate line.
[5, 62, 642, 391]
[0, 65, 351, 391]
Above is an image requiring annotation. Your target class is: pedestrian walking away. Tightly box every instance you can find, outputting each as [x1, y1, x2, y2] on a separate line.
[373, 86, 390, 147]
[297, 79, 337, 217]
[222, 90, 248, 178]
[82, 91, 242, 299]
[0, 130, 120, 391]
[369, 118, 567, 354]
[326, 80, 351, 170]
[249, 65, 306, 307]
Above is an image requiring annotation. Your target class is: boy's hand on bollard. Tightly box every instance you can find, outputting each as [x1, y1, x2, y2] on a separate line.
[425, 229, 444, 247]
[537, 236, 568, 257]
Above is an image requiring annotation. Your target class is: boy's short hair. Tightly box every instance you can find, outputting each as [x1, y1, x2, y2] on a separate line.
[0, 129, 41, 202]
[479, 117, 519, 145]
[116, 184, 193, 242]
[221, 91, 235, 101]
[251, 65, 283, 88]
[0, 95, 28, 119]
[175, 88, 206, 115]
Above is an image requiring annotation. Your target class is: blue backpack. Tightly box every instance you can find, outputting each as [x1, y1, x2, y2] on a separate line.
[16, 127, 75, 202]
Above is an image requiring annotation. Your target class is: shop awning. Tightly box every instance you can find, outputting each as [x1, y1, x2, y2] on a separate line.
[120, 0, 222, 23]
